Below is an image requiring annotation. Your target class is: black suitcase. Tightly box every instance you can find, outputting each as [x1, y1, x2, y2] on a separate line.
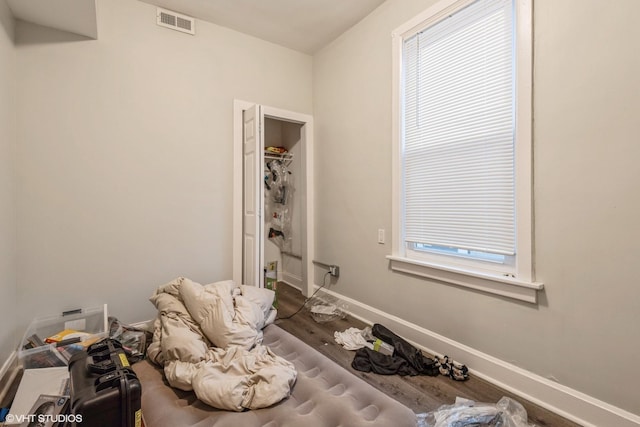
[68, 339, 142, 427]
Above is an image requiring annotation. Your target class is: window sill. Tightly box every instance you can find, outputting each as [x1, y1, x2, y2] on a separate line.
[386, 255, 543, 303]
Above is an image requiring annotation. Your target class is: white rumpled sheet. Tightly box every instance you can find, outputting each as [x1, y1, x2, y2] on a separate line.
[334, 326, 374, 350]
[146, 277, 296, 411]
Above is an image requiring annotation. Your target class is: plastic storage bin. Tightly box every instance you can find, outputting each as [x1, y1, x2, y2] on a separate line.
[18, 305, 109, 369]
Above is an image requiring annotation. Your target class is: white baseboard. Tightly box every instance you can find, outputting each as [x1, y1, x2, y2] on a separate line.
[319, 287, 640, 427]
[280, 272, 302, 290]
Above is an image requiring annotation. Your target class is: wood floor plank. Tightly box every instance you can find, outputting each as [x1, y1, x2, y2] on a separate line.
[274, 282, 579, 427]
[1, 283, 579, 427]
[0, 369, 22, 409]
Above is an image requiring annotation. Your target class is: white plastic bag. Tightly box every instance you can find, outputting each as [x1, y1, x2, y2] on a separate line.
[416, 396, 538, 427]
[307, 295, 347, 323]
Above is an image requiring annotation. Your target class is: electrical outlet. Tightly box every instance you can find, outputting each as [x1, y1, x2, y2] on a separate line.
[329, 265, 340, 277]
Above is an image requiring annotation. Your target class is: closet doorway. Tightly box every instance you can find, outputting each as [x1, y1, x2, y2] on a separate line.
[232, 100, 314, 297]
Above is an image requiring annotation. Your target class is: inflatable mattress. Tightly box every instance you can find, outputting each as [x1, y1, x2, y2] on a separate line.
[132, 324, 417, 427]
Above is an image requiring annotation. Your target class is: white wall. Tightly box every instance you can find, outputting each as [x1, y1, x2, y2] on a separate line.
[313, 0, 640, 417]
[14, 0, 312, 332]
[0, 0, 17, 366]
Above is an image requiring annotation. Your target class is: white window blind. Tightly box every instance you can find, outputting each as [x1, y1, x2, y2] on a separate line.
[402, 0, 515, 256]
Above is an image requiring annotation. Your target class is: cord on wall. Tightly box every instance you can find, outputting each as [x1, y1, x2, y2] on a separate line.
[312, 260, 340, 278]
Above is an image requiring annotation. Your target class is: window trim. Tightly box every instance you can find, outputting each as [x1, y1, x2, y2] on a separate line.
[389, 0, 543, 303]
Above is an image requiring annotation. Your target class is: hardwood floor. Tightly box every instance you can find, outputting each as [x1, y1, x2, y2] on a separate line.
[274, 282, 580, 427]
[0, 283, 580, 426]
[0, 369, 21, 410]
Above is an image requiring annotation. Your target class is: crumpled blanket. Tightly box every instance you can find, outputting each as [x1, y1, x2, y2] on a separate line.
[146, 277, 297, 411]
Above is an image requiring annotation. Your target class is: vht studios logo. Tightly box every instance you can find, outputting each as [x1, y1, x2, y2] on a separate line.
[5, 413, 83, 424]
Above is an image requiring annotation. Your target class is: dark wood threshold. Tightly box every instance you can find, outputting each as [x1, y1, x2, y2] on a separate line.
[274, 282, 579, 427]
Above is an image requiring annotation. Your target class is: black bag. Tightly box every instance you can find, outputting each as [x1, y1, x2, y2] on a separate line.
[371, 324, 439, 376]
[68, 339, 142, 427]
[351, 347, 418, 376]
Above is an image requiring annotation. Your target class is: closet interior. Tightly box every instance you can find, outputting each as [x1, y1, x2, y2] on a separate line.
[263, 117, 304, 288]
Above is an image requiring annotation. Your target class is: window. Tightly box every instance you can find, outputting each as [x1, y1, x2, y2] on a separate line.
[389, 0, 542, 302]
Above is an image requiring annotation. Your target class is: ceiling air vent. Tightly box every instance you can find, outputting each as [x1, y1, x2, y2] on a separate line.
[157, 7, 195, 35]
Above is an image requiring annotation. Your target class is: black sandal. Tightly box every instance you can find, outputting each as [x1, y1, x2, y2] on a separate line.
[435, 355, 451, 376]
[435, 355, 469, 381]
[449, 360, 469, 381]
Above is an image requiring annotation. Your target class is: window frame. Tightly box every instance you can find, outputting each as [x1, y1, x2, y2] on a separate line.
[389, 0, 543, 303]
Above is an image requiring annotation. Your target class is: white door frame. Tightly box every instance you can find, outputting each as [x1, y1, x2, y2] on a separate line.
[232, 99, 315, 297]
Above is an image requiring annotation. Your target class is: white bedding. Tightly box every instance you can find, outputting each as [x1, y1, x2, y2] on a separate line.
[146, 277, 296, 411]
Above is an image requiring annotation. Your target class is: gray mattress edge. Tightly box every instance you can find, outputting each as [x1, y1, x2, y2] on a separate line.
[133, 324, 417, 427]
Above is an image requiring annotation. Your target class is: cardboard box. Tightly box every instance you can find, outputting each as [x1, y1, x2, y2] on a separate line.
[265, 261, 278, 308]
[371, 338, 394, 356]
[6, 367, 69, 425]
